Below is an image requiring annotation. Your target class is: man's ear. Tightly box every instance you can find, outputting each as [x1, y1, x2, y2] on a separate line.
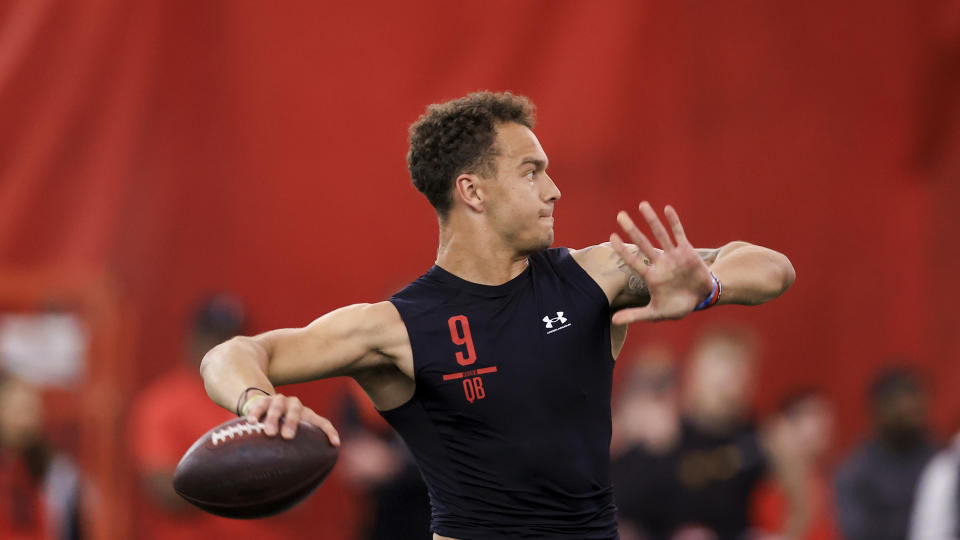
[453, 173, 485, 213]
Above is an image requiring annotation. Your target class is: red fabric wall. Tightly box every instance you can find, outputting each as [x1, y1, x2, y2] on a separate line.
[2, 1, 958, 537]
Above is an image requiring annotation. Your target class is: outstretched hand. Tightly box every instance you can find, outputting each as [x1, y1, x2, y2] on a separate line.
[610, 202, 714, 324]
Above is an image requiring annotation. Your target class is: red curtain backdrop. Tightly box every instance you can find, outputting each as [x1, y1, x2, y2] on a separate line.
[2, 1, 958, 537]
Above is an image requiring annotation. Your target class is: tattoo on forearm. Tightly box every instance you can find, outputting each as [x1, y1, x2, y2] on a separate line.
[616, 246, 649, 295]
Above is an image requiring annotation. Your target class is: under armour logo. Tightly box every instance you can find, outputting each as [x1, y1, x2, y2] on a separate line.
[542, 312, 568, 329]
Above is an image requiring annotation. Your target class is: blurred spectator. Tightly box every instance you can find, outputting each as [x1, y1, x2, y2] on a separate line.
[0, 372, 81, 540]
[909, 430, 960, 540]
[128, 294, 277, 539]
[613, 326, 766, 540]
[611, 344, 680, 459]
[834, 366, 935, 540]
[339, 384, 430, 540]
[752, 389, 838, 540]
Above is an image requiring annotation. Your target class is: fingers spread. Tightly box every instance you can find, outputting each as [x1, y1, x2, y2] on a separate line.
[615, 212, 659, 262]
[663, 205, 688, 246]
[610, 233, 649, 277]
[638, 201, 675, 249]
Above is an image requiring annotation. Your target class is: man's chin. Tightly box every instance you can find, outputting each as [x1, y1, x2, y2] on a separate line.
[521, 234, 554, 254]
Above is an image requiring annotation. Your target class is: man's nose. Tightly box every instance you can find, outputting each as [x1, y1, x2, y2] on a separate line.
[544, 173, 561, 202]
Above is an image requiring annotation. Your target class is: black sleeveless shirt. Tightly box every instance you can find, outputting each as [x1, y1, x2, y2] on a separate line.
[381, 248, 619, 539]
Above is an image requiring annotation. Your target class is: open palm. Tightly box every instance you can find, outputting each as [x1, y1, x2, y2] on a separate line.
[610, 202, 714, 324]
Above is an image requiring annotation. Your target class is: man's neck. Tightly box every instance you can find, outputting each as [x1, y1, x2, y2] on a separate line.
[435, 218, 529, 286]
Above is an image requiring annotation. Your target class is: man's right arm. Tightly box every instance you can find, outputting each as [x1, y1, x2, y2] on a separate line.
[199, 301, 409, 444]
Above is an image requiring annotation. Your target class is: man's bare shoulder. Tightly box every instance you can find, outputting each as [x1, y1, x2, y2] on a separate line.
[569, 242, 618, 268]
[568, 243, 625, 301]
[352, 300, 405, 330]
[342, 301, 409, 352]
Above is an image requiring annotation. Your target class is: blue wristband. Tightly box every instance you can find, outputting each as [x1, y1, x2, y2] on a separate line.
[693, 272, 721, 311]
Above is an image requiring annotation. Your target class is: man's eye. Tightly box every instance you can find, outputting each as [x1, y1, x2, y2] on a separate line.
[525, 170, 536, 179]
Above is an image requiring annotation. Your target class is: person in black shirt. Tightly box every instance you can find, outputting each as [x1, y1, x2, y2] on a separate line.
[614, 326, 765, 540]
[835, 366, 935, 540]
[199, 92, 795, 539]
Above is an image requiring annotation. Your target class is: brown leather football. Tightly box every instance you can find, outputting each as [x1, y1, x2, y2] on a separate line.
[173, 417, 338, 518]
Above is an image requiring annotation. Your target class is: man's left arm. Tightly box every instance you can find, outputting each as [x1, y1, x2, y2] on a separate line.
[702, 241, 795, 306]
[574, 202, 795, 324]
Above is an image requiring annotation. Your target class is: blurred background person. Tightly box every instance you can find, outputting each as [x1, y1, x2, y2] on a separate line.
[909, 427, 960, 540]
[613, 326, 766, 540]
[0, 371, 81, 540]
[128, 294, 279, 539]
[611, 344, 681, 460]
[338, 384, 430, 540]
[611, 344, 681, 540]
[834, 366, 935, 540]
[752, 389, 837, 540]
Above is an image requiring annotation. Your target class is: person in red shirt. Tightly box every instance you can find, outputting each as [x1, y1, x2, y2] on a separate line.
[0, 373, 49, 540]
[129, 294, 288, 540]
[0, 370, 80, 540]
[752, 389, 839, 540]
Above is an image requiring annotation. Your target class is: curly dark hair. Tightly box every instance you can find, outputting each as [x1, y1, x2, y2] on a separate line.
[407, 91, 536, 218]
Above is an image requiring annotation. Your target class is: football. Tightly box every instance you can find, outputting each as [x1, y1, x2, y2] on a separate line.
[173, 417, 338, 518]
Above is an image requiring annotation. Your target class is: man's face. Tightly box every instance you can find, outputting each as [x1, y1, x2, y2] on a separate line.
[877, 386, 927, 439]
[479, 123, 561, 253]
[789, 396, 834, 460]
